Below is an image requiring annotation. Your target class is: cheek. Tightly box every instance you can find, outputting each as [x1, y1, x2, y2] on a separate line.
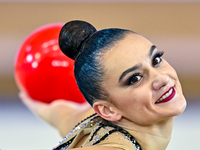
[110, 87, 152, 113]
[164, 60, 179, 79]
[118, 92, 158, 125]
[167, 63, 184, 90]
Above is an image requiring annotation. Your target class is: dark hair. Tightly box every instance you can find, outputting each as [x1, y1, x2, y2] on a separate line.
[59, 20, 131, 106]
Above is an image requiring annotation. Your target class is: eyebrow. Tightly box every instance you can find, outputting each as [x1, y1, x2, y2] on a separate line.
[118, 45, 157, 83]
[149, 45, 156, 57]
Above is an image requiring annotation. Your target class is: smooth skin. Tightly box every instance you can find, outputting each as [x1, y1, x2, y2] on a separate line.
[93, 33, 186, 150]
[20, 33, 186, 150]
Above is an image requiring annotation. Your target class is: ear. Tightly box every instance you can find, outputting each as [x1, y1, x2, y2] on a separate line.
[93, 101, 122, 122]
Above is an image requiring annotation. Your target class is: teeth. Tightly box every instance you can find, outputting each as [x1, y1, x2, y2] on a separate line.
[169, 89, 172, 94]
[166, 93, 170, 97]
[156, 88, 173, 103]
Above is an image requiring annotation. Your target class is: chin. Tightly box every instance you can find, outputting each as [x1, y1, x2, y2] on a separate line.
[173, 80, 187, 116]
[174, 95, 187, 116]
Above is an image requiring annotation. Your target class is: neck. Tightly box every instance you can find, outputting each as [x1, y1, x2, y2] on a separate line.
[116, 117, 174, 150]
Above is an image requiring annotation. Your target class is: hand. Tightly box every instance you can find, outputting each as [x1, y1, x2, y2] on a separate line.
[19, 90, 93, 137]
[19, 90, 90, 119]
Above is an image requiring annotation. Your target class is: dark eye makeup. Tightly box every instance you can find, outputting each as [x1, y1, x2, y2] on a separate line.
[126, 51, 164, 86]
[152, 51, 164, 67]
[127, 73, 142, 85]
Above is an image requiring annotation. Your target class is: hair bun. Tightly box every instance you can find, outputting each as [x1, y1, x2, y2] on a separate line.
[59, 20, 97, 60]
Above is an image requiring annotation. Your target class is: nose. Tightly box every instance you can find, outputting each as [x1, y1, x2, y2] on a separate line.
[151, 70, 170, 91]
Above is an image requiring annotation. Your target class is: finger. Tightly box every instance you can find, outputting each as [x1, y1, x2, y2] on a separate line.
[18, 91, 47, 114]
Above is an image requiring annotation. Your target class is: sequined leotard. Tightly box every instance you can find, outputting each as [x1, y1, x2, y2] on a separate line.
[53, 113, 141, 150]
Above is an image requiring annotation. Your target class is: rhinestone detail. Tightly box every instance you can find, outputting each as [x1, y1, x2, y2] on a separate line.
[53, 113, 142, 150]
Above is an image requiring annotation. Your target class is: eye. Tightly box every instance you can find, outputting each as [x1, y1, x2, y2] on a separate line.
[127, 73, 142, 85]
[152, 57, 161, 66]
[152, 51, 164, 67]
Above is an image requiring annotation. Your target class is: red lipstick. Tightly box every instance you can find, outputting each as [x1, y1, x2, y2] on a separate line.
[156, 87, 176, 104]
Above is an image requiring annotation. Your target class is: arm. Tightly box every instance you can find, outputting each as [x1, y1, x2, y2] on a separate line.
[19, 91, 94, 137]
[68, 146, 121, 150]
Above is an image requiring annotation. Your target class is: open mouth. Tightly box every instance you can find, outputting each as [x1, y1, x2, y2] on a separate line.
[155, 87, 176, 104]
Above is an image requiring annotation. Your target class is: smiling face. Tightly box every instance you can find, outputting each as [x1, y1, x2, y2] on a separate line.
[101, 33, 187, 126]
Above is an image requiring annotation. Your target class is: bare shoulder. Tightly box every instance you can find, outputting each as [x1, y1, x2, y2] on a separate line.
[70, 145, 122, 150]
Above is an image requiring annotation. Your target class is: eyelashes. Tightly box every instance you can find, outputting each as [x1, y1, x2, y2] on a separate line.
[152, 51, 164, 67]
[126, 51, 165, 86]
[127, 73, 142, 85]
[153, 51, 164, 59]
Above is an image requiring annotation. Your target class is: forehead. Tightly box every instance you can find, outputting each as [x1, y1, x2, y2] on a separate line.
[102, 33, 153, 72]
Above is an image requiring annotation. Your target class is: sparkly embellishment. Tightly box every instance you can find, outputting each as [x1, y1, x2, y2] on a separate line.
[53, 136, 76, 150]
[53, 113, 142, 150]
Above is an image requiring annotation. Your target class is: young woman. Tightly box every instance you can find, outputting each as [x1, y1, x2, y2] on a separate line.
[20, 20, 187, 150]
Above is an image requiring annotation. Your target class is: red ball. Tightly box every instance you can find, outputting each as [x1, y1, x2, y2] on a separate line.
[14, 23, 86, 104]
